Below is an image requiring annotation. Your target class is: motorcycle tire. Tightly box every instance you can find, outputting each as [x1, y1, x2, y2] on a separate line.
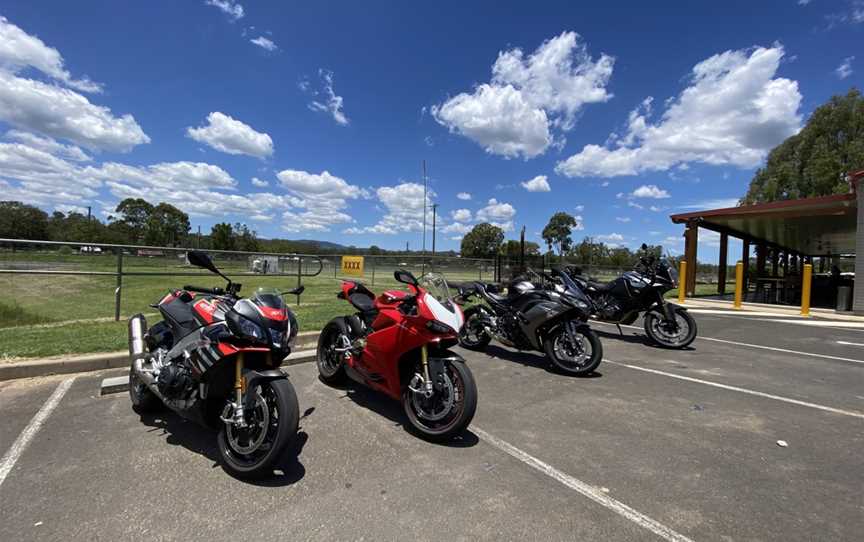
[402, 359, 477, 442]
[217, 379, 299, 479]
[458, 306, 492, 350]
[316, 319, 349, 384]
[128, 366, 161, 413]
[643, 307, 697, 349]
[544, 325, 603, 376]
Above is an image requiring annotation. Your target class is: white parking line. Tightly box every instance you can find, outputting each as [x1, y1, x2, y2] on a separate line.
[472, 426, 694, 542]
[604, 360, 864, 420]
[593, 321, 864, 365]
[837, 341, 864, 347]
[0, 378, 75, 489]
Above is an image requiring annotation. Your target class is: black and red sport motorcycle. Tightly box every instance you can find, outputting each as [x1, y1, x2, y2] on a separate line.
[128, 250, 302, 478]
[316, 270, 477, 441]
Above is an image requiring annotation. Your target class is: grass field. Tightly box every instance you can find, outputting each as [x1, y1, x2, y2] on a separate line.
[0, 250, 708, 359]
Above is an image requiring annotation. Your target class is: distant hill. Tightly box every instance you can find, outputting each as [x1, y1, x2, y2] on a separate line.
[292, 240, 349, 250]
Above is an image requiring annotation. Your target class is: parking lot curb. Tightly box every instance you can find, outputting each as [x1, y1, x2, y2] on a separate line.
[0, 331, 320, 382]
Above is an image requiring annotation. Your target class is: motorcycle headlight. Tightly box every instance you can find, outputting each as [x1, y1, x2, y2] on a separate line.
[427, 320, 455, 334]
[237, 317, 267, 342]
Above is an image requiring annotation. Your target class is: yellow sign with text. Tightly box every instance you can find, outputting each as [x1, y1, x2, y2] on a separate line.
[341, 256, 364, 277]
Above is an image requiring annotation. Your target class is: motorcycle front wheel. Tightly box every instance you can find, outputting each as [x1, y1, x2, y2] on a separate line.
[643, 308, 697, 349]
[402, 359, 477, 442]
[544, 324, 603, 376]
[217, 379, 299, 479]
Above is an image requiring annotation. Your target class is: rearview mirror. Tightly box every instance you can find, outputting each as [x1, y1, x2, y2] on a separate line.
[187, 251, 218, 274]
[393, 269, 418, 286]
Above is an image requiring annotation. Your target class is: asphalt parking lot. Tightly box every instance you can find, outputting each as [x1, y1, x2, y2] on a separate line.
[2, 310, 863, 541]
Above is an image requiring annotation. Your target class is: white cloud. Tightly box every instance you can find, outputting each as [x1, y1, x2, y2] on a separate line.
[187, 112, 273, 158]
[0, 71, 149, 152]
[627, 201, 644, 210]
[556, 46, 802, 177]
[5, 130, 90, 162]
[0, 16, 102, 93]
[631, 184, 670, 199]
[615, 216, 631, 223]
[451, 208, 472, 222]
[476, 197, 516, 231]
[306, 70, 349, 126]
[521, 174, 551, 192]
[441, 222, 473, 235]
[649, 205, 662, 212]
[574, 204, 584, 212]
[835, 56, 854, 79]
[596, 233, 624, 244]
[457, 192, 472, 200]
[679, 197, 739, 210]
[277, 169, 365, 232]
[344, 182, 432, 235]
[0, 142, 99, 207]
[251, 176, 268, 187]
[432, 31, 613, 159]
[250, 36, 277, 51]
[205, 0, 244, 20]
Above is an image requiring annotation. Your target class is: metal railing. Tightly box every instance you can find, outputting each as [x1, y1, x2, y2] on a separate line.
[0, 238, 325, 320]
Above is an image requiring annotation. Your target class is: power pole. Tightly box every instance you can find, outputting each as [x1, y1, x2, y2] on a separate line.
[87, 206, 92, 221]
[197, 225, 201, 249]
[431, 203, 439, 255]
[421, 160, 428, 256]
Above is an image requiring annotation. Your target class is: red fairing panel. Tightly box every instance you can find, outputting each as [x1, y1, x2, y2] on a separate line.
[193, 298, 217, 325]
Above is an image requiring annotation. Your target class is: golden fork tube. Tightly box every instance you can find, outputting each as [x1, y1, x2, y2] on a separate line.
[235, 352, 245, 404]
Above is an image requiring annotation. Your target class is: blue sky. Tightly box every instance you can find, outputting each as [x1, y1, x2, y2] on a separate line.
[0, 1, 861, 261]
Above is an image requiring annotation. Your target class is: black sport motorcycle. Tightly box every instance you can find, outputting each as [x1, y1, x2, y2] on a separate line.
[456, 270, 602, 375]
[128, 250, 303, 478]
[565, 246, 697, 349]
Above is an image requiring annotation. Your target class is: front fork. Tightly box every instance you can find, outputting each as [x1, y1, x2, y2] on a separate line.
[409, 345, 435, 398]
[221, 352, 248, 428]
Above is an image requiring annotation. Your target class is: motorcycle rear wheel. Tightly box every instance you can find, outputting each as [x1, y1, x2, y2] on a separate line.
[316, 319, 349, 384]
[128, 366, 161, 413]
[643, 308, 697, 349]
[544, 325, 603, 376]
[217, 379, 299, 479]
[402, 360, 477, 442]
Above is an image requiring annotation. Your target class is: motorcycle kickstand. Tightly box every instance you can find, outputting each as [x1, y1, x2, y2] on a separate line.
[616, 323, 623, 336]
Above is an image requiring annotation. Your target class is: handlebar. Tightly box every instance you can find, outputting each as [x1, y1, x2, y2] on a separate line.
[183, 285, 225, 296]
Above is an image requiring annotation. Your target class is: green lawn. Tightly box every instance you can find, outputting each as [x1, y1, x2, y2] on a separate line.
[0, 256, 488, 359]
[0, 249, 716, 359]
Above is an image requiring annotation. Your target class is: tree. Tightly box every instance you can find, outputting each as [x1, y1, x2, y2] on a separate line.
[210, 222, 235, 251]
[542, 212, 579, 255]
[460, 223, 504, 258]
[233, 223, 259, 252]
[146, 203, 190, 246]
[743, 89, 864, 204]
[503, 239, 540, 258]
[0, 201, 49, 240]
[114, 198, 154, 242]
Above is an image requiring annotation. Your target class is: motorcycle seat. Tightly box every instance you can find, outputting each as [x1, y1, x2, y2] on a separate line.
[349, 292, 375, 313]
[161, 299, 198, 338]
[586, 280, 613, 292]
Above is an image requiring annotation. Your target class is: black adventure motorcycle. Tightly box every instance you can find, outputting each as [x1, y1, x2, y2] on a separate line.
[564, 245, 697, 349]
[128, 250, 302, 478]
[456, 270, 602, 375]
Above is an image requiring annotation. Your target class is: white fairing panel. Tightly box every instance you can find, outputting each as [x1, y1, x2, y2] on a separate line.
[424, 293, 464, 332]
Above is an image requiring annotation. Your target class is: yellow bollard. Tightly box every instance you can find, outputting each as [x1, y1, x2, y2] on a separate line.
[733, 261, 743, 309]
[678, 260, 687, 303]
[800, 263, 812, 316]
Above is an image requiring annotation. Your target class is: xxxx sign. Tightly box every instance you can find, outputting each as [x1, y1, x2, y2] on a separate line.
[341, 256, 364, 276]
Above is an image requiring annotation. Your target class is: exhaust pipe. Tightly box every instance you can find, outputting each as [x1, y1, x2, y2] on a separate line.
[133, 357, 168, 403]
[129, 314, 147, 357]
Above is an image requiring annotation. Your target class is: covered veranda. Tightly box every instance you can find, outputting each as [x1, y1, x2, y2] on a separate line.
[669, 170, 864, 313]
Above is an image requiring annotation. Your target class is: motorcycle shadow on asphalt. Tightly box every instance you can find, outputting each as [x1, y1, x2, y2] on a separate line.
[319, 376, 480, 448]
[594, 327, 696, 351]
[138, 409, 309, 486]
[483, 345, 603, 378]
